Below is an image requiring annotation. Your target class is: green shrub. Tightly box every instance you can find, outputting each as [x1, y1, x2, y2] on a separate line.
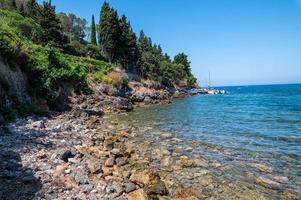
[0, 10, 43, 42]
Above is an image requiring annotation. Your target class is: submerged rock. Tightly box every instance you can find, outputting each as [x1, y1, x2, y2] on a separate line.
[255, 163, 273, 173]
[256, 176, 281, 189]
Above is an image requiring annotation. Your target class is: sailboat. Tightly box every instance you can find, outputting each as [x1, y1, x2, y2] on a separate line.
[206, 72, 227, 95]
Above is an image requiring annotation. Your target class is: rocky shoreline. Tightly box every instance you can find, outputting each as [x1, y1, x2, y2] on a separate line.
[0, 105, 206, 200]
[1, 88, 299, 200]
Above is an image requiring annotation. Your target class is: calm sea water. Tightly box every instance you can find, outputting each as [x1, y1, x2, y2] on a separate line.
[117, 84, 301, 195]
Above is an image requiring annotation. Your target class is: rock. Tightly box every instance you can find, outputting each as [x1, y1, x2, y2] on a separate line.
[173, 187, 202, 200]
[161, 157, 171, 167]
[116, 157, 128, 166]
[256, 176, 281, 189]
[102, 166, 113, 176]
[159, 132, 173, 139]
[61, 150, 75, 162]
[126, 189, 150, 200]
[0, 114, 4, 124]
[272, 175, 289, 183]
[64, 169, 71, 174]
[125, 182, 137, 193]
[31, 120, 45, 129]
[130, 171, 152, 186]
[87, 161, 102, 174]
[154, 148, 171, 157]
[80, 184, 94, 193]
[104, 176, 123, 182]
[177, 156, 196, 168]
[103, 138, 115, 151]
[105, 158, 115, 167]
[255, 164, 273, 172]
[147, 179, 168, 196]
[143, 96, 152, 104]
[21, 175, 36, 183]
[74, 171, 89, 185]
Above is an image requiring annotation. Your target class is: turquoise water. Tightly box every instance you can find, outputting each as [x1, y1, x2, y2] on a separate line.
[118, 84, 301, 196]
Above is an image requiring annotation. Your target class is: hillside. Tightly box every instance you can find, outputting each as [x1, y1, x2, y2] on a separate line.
[0, 0, 197, 123]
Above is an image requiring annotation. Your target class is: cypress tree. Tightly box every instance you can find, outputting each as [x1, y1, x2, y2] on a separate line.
[10, 0, 17, 10]
[98, 1, 120, 63]
[19, 3, 25, 16]
[39, 1, 66, 47]
[118, 15, 138, 69]
[90, 15, 97, 45]
[26, 0, 39, 19]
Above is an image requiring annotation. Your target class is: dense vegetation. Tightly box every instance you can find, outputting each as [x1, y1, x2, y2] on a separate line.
[0, 0, 197, 122]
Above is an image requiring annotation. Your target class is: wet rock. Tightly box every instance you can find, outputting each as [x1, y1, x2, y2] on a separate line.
[177, 156, 196, 168]
[126, 189, 150, 200]
[256, 176, 281, 189]
[125, 182, 137, 193]
[255, 163, 273, 173]
[144, 96, 152, 104]
[159, 132, 173, 139]
[61, 150, 75, 162]
[173, 187, 202, 200]
[161, 157, 172, 167]
[272, 175, 289, 183]
[147, 179, 168, 196]
[130, 171, 152, 186]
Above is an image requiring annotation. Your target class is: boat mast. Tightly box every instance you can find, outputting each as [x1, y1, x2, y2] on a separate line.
[209, 72, 211, 89]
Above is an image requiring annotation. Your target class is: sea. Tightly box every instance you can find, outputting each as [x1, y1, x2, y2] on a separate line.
[116, 84, 301, 198]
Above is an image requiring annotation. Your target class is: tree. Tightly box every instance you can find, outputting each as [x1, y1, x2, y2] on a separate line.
[26, 0, 39, 19]
[117, 15, 138, 69]
[173, 53, 191, 75]
[10, 0, 17, 10]
[98, 1, 120, 63]
[90, 15, 97, 45]
[39, 1, 67, 47]
[58, 12, 87, 42]
[19, 3, 25, 16]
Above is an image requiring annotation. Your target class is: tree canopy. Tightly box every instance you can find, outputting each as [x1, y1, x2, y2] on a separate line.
[0, 0, 197, 87]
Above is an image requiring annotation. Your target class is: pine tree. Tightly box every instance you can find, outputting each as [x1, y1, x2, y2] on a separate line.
[19, 3, 25, 16]
[39, 1, 67, 47]
[98, 2, 120, 63]
[90, 15, 97, 45]
[26, 0, 39, 19]
[10, 0, 17, 10]
[174, 53, 191, 75]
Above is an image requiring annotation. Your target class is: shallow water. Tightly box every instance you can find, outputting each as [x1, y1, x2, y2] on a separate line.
[117, 84, 301, 199]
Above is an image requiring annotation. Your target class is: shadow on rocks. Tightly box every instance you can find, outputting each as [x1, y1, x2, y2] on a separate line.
[0, 151, 42, 200]
[0, 121, 52, 199]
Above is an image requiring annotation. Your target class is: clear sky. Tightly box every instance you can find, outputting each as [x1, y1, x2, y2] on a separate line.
[38, 0, 301, 86]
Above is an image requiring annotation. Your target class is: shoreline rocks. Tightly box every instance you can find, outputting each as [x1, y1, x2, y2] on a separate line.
[0, 103, 300, 199]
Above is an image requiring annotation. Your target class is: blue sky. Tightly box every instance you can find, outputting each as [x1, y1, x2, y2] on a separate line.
[38, 0, 301, 86]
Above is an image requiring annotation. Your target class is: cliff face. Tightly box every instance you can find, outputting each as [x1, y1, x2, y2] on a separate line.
[0, 56, 31, 107]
